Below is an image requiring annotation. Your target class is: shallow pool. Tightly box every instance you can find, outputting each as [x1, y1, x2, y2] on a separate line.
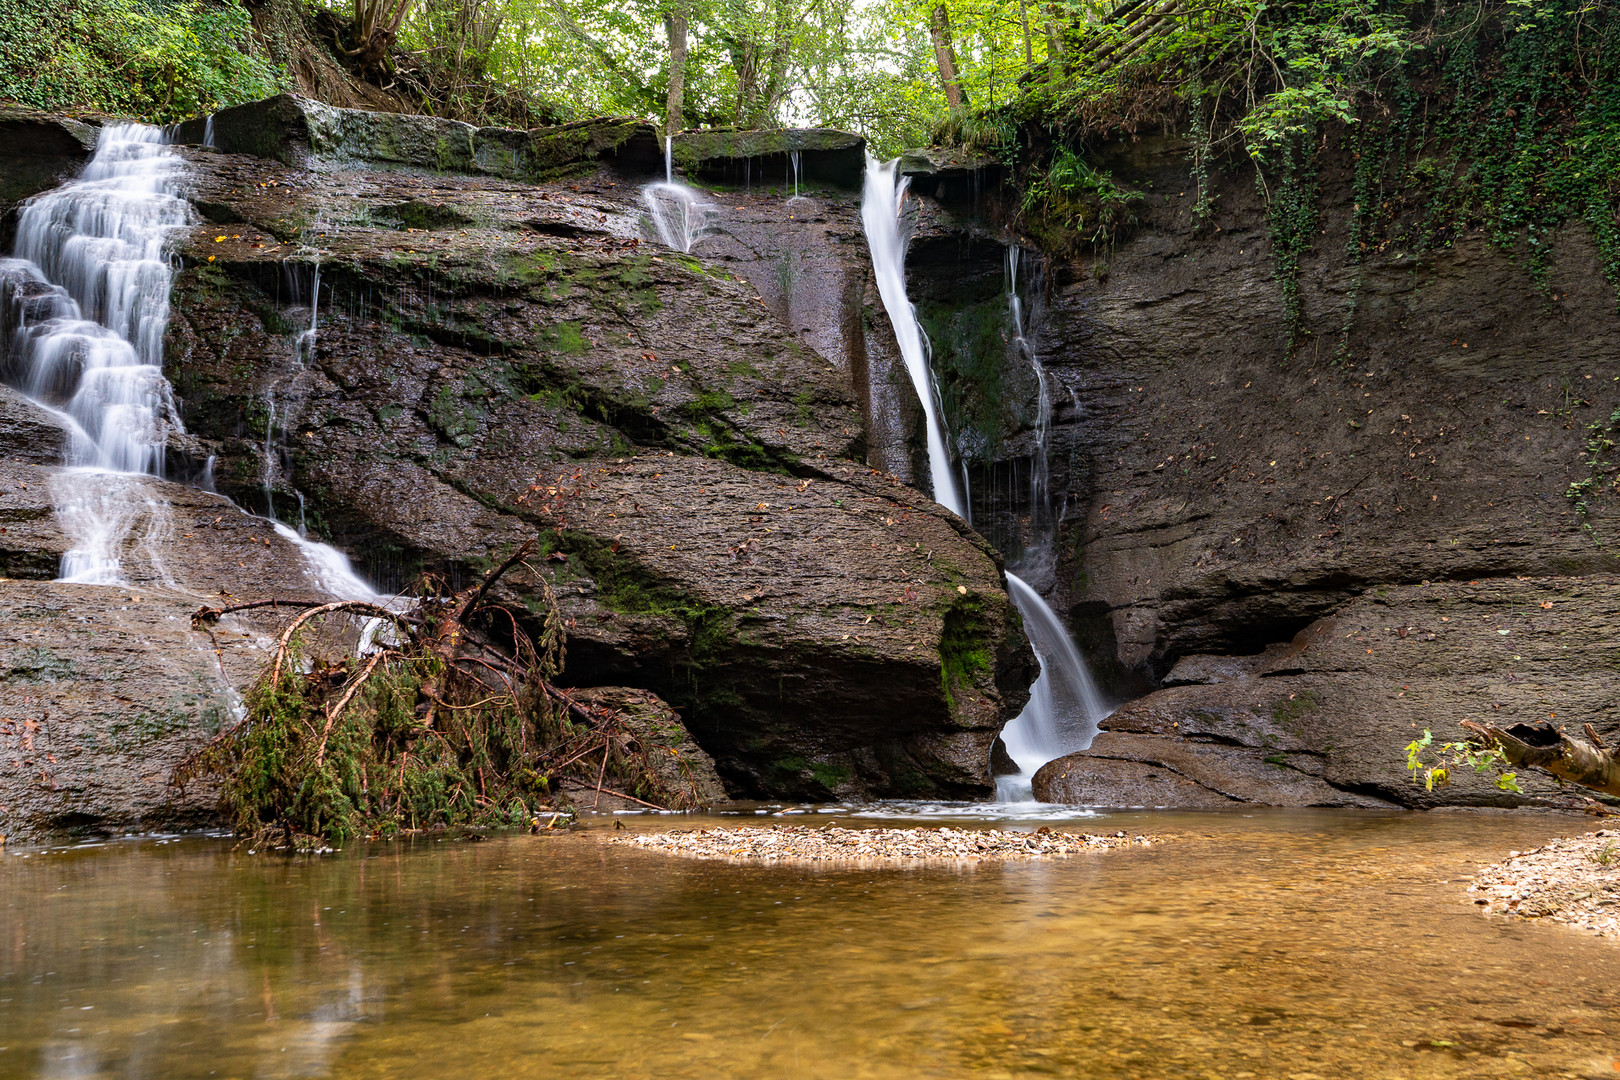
[3, 808, 1616, 1078]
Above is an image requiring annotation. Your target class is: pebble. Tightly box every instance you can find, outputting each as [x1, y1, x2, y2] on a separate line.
[1468, 828, 1620, 938]
[612, 824, 1165, 864]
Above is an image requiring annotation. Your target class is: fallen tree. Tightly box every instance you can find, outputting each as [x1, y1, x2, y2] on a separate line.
[173, 538, 712, 849]
[1405, 720, 1620, 809]
[1459, 720, 1620, 800]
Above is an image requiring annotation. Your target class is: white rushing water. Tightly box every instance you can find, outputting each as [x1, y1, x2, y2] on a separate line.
[858, 157, 1107, 802]
[996, 246, 1108, 800]
[0, 124, 191, 582]
[642, 136, 717, 253]
[859, 155, 964, 516]
[1, 123, 381, 602]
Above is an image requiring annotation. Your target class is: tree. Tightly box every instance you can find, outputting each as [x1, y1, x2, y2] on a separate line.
[929, 3, 967, 108]
[344, 0, 416, 73]
[664, 0, 690, 131]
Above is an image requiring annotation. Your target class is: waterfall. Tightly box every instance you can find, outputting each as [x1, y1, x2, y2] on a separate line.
[859, 155, 964, 517]
[642, 135, 716, 253]
[995, 245, 1107, 800]
[787, 150, 807, 204]
[0, 123, 380, 603]
[0, 124, 190, 582]
[858, 158, 1105, 803]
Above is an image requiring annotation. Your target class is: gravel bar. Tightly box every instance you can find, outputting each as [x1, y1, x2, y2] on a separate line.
[612, 824, 1164, 864]
[1468, 829, 1620, 939]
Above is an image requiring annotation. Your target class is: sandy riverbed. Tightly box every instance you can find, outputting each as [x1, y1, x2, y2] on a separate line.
[610, 823, 1164, 864]
[1469, 827, 1620, 939]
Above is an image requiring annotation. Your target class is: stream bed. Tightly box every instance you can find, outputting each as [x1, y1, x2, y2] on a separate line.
[3, 808, 1617, 1079]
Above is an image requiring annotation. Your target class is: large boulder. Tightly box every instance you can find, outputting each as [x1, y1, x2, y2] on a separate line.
[0, 106, 97, 235]
[1034, 576, 1620, 808]
[158, 138, 1035, 801]
[0, 581, 284, 842]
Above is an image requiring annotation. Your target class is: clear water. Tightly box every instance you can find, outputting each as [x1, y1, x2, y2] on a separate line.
[2, 811, 1616, 1079]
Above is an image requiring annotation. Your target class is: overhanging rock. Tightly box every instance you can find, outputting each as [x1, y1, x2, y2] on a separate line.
[671, 127, 865, 188]
[172, 95, 659, 182]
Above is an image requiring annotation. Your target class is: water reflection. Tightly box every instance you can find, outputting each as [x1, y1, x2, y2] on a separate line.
[3, 810, 1617, 1078]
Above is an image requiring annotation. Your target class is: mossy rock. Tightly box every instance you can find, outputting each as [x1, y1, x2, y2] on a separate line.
[671, 127, 865, 188]
[523, 118, 662, 181]
[177, 95, 659, 181]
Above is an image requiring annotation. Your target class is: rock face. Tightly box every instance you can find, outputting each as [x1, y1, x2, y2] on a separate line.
[671, 127, 865, 188]
[0, 581, 287, 841]
[939, 126, 1620, 808]
[158, 104, 1031, 804]
[0, 107, 97, 236]
[567, 686, 727, 809]
[174, 94, 661, 181]
[1034, 576, 1620, 808]
[0, 100, 1039, 842]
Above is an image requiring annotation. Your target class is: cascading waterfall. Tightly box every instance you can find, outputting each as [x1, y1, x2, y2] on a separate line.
[0, 123, 379, 603]
[260, 256, 322, 529]
[0, 124, 190, 582]
[859, 158, 1106, 803]
[641, 135, 717, 253]
[995, 244, 1108, 800]
[859, 155, 964, 517]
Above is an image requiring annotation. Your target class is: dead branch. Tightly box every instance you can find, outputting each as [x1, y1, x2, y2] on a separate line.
[591, 785, 668, 811]
[1462, 719, 1620, 798]
[314, 650, 386, 768]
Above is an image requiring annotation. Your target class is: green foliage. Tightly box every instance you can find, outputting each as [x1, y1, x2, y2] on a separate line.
[1019, 144, 1143, 251]
[1264, 141, 1320, 349]
[976, 0, 1620, 347]
[1404, 727, 1522, 794]
[938, 591, 991, 708]
[0, 0, 282, 122]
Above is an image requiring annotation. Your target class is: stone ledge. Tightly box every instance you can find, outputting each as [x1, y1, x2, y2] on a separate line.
[172, 95, 659, 182]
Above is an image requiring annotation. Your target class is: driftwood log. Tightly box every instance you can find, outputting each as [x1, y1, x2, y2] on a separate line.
[1461, 719, 1620, 798]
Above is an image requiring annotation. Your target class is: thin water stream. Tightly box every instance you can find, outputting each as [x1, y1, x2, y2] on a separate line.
[2, 811, 1615, 1079]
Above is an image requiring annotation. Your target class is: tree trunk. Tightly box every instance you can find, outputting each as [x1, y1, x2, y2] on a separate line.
[664, 1, 690, 133]
[1463, 720, 1620, 797]
[930, 4, 967, 110]
[1018, 0, 1034, 65]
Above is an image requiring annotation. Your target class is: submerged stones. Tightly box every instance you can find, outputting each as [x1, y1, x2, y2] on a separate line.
[1468, 830, 1620, 938]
